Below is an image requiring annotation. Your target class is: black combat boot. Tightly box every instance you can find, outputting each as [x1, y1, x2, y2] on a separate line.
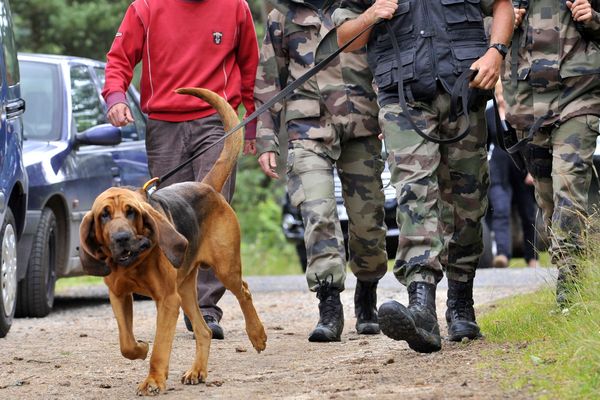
[378, 282, 441, 353]
[354, 280, 380, 335]
[446, 279, 481, 341]
[556, 265, 578, 309]
[308, 277, 344, 342]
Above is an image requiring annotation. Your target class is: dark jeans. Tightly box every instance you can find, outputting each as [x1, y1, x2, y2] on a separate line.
[146, 115, 235, 321]
[489, 146, 537, 262]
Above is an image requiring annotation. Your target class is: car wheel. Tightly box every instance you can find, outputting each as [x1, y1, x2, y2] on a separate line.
[296, 243, 308, 272]
[16, 208, 58, 318]
[0, 209, 18, 338]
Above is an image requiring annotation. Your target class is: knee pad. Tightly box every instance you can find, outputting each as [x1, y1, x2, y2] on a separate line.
[526, 144, 552, 179]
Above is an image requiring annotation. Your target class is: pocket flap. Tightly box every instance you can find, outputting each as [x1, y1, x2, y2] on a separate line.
[453, 46, 485, 61]
[284, 99, 321, 122]
[395, 1, 410, 15]
[441, 0, 466, 4]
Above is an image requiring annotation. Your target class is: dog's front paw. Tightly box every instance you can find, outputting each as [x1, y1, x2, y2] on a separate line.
[248, 325, 267, 353]
[181, 368, 207, 385]
[136, 375, 166, 396]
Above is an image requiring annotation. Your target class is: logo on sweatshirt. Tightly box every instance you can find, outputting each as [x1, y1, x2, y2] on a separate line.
[213, 32, 223, 45]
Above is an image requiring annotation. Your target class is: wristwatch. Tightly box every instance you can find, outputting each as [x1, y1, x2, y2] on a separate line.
[489, 43, 508, 59]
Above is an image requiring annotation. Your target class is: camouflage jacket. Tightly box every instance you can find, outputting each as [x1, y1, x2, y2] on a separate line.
[502, 0, 600, 130]
[255, 0, 379, 156]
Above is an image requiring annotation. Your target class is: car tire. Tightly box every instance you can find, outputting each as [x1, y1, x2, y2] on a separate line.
[16, 208, 58, 318]
[478, 219, 494, 269]
[0, 209, 18, 338]
[296, 243, 308, 272]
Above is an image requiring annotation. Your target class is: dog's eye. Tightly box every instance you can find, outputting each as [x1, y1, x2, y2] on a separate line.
[101, 207, 112, 223]
[126, 206, 136, 220]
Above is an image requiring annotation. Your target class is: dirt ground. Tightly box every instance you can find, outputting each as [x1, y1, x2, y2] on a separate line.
[0, 282, 534, 400]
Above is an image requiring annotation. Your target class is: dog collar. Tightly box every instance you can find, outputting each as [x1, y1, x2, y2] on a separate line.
[143, 177, 160, 198]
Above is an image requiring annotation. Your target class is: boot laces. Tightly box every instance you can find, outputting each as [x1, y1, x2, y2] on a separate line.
[448, 297, 474, 321]
[315, 274, 340, 324]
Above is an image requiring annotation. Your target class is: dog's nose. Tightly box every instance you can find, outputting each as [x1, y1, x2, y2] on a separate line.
[112, 231, 132, 245]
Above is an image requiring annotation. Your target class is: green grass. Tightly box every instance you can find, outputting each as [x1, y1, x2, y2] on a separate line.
[479, 246, 600, 399]
[509, 251, 551, 268]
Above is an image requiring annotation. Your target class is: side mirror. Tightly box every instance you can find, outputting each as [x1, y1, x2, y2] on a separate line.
[75, 124, 122, 146]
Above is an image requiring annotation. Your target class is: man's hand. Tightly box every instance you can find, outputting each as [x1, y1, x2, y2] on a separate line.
[469, 49, 504, 90]
[514, 8, 526, 28]
[107, 103, 133, 127]
[363, 0, 398, 25]
[566, 0, 594, 23]
[258, 151, 280, 179]
[243, 139, 257, 155]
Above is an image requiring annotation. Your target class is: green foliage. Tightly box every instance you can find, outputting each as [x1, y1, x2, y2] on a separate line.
[479, 242, 600, 398]
[12, 0, 131, 60]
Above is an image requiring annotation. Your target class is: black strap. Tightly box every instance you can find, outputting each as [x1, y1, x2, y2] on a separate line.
[158, 20, 379, 186]
[385, 21, 476, 145]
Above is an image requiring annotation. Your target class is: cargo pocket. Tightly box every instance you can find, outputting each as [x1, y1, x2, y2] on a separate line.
[451, 44, 486, 72]
[374, 50, 416, 91]
[286, 150, 306, 208]
[284, 99, 321, 124]
[441, 0, 483, 25]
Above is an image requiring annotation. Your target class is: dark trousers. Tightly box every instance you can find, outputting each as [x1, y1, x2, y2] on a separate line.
[146, 115, 234, 321]
[489, 146, 537, 262]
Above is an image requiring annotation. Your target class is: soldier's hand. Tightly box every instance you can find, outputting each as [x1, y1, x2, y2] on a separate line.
[566, 0, 594, 23]
[243, 139, 257, 155]
[258, 151, 280, 179]
[514, 8, 526, 28]
[107, 103, 134, 127]
[364, 0, 398, 24]
[469, 49, 503, 90]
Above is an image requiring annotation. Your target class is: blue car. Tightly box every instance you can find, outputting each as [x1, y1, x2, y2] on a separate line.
[0, 0, 28, 338]
[15, 53, 149, 318]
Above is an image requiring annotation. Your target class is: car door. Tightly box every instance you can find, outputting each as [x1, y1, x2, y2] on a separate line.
[92, 66, 149, 188]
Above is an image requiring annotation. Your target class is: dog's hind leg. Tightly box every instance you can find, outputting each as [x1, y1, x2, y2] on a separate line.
[213, 258, 267, 353]
[108, 290, 149, 360]
[178, 270, 211, 385]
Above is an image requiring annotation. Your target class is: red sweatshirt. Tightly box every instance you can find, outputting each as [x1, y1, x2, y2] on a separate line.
[102, 0, 259, 139]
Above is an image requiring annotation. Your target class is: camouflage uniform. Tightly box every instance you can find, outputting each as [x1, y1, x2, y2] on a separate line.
[334, 0, 495, 287]
[501, 1, 600, 279]
[255, 0, 387, 292]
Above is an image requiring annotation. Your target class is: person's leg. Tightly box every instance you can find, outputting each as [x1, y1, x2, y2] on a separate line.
[337, 135, 387, 334]
[547, 116, 599, 307]
[510, 165, 538, 266]
[440, 98, 488, 342]
[185, 115, 235, 338]
[377, 101, 444, 353]
[287, 139, 346, 342]
[489, 148, 513, 268]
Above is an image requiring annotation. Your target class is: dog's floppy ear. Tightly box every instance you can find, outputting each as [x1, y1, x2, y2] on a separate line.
[79, 211, 111, 276]
[141, 203, 188, 268]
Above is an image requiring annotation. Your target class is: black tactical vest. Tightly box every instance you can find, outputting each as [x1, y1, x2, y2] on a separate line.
[368, 0, 489, 106]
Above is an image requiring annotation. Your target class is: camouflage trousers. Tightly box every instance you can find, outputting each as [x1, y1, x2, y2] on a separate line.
[287, 135, 388, 292]
[523, 115, 600, 270]
[379, 93, 489, 286]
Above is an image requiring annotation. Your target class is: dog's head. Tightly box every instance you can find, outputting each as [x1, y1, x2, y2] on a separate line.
[79, 188, 188, 276]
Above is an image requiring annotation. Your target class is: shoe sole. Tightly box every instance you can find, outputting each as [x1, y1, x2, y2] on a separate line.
[308, 327, 341, 342]
[356, 322, 380, 335]
[379, 302, 441, 353]
[447, 324, 481, 342]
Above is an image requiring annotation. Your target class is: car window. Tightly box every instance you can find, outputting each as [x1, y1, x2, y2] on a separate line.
[0, 0, 19, 87]
[94, 66, 146, 141]
[70, 65, 106, 133]
[19, 61, 62, 141]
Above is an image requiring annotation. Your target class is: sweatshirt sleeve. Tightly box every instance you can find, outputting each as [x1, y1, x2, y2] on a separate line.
[102, 4, 145, 110]
[254, 11, 288, 156]
[236, 0, 260, 140]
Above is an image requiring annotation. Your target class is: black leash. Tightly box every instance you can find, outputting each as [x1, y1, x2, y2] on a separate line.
[385, 21, 481, 145]
[143, 20, 379, 195]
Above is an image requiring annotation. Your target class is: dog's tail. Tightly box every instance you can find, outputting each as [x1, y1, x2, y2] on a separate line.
[175, 88, 243, 193]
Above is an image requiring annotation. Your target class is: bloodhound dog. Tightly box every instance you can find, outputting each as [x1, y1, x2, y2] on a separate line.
[79, 88, 267, 396]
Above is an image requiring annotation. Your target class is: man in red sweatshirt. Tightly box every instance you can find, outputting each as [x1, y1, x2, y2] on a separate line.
[102, 0, 259, 339]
